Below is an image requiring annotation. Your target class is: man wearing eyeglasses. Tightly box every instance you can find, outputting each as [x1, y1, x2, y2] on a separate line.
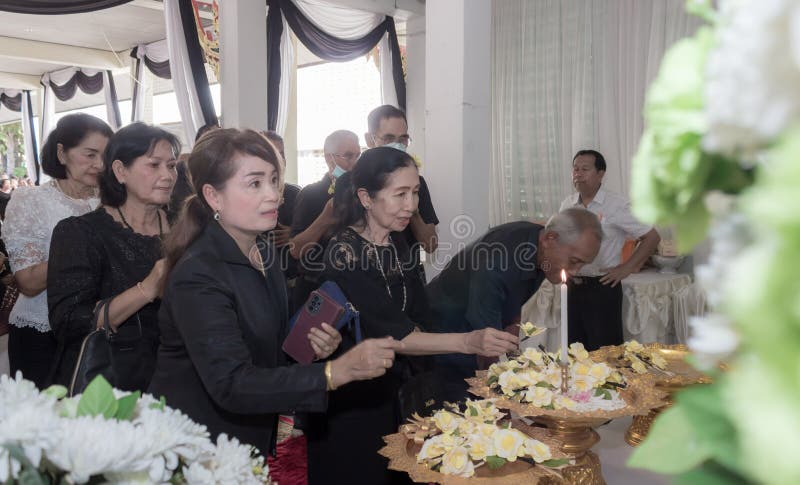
[366, 105, 439, 282]
[289, 130, 361, 312]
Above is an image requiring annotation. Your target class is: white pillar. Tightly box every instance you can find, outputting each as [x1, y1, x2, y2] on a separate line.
[283, 35, 299, 185]
[219, 0, 268, 130]
[424, 0, 491, 275]
[405, 15, 426, 167]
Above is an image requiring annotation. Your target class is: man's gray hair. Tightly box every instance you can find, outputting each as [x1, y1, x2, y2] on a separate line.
[545, 208, 603, 245]
[323, 129, 358, 154]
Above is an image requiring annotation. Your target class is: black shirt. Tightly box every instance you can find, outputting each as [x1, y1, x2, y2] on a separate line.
[425, 221, 545, 333]
[149, 222, 327, 455]
[271, 182, 301, 279]
[394, 175, 438, 269]
[47, 208, 164, 390]
[290, 174, 334, 279]
[167, 160, 193, 224]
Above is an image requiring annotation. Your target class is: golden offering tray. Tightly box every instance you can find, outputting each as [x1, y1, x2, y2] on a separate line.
[379, 420, 569, 484]
[465, 372, 666, 484]
[590, 343, 711, 446]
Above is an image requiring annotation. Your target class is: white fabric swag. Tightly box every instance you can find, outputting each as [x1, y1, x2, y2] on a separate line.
[131, 39, 170, 122]
[271, 0, 400, 135]
[40, 66, 121, 144]
[490, 0, 703, 224]
[164, 0, 206, 145]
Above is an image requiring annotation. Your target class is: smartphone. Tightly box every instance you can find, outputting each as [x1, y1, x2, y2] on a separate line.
[282, 289, 344, 364]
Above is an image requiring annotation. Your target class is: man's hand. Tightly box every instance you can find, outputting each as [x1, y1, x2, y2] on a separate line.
[599, 264, 633, 287]
[272, 223, 292, 248]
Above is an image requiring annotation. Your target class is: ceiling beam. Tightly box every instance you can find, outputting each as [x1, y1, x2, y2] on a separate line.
[0, 72, 41, 90]
[0, 36, 127, 71]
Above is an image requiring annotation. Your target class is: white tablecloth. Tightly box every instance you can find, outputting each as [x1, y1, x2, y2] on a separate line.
[522, 270, 706, 349]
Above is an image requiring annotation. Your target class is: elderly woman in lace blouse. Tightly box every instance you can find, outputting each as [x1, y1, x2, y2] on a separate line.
[3, 113, 113, 388]
[47, 123, 179, 393]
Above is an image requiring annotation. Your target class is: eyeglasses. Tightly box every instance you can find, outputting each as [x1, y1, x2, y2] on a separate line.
[333, 151, 361, 162]
[372, 134, 412, 145]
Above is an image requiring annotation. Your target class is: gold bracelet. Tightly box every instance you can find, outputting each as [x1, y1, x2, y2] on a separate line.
[136, 282, 154, 303]
[324, 361, 336, 391]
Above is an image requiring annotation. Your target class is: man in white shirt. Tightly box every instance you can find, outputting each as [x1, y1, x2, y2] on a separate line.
[559, 150, 661, 349]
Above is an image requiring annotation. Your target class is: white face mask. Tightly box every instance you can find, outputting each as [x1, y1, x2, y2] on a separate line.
[384, 142, 407, 152]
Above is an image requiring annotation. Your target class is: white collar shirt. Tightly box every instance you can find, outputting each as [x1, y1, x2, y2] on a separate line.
[559, 187, 652, 276]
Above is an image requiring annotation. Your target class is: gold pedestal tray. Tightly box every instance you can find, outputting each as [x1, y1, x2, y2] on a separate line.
[466, 372, 666, 483]
[379, 420, 568, 484]
[533, 416, 607, 485]
[590, 343, 711, 446]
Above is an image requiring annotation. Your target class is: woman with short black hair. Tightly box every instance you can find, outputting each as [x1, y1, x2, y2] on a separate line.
[47, 122, 179, 392]
[3, 113, 112, 388]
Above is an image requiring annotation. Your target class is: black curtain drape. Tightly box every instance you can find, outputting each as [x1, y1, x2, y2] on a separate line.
[266, 0, 406, 131]
[25, 91, 41, 185]
[0, 0, 133, 14]
[178, 0, 218, 128]
[47, 70, 104, 101]
[105, 70, 122, 128]
[0, 92, 22, 112]
[130, 46, 172, 80]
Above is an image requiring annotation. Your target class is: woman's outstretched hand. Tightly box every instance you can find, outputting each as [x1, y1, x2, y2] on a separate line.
[329, 337, 405, 388]
[463, 328, 519, 357]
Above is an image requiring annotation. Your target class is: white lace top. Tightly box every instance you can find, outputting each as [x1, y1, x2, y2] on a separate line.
[3, 180, 99, 333]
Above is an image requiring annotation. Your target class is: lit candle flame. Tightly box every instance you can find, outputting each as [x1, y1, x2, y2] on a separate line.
[561, 269, 567, 283]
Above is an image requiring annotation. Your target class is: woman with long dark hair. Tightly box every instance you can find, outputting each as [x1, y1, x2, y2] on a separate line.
[147, 128, 402, 456]
[48, 122, 179, 392]
[306, 147, 519, 485]
[3, 113, 112, 388]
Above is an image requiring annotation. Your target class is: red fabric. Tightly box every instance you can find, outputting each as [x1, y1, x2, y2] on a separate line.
[267, 435, 308, 485]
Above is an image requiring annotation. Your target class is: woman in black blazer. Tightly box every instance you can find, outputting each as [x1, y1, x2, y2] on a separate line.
[148, 129, 402, 455]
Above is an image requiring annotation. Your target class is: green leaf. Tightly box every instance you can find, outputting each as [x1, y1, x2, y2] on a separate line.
[541, 458, 570, 468]
[627, 405, 710, 473]
[115, 391, 141, 421]
[674, 460, 750, 485]
[469, 406, 478, 417]
[486, 456, 507, 470]
[149, 395, 167, 411]
[42, 385, 68, 400]
[77, 375, 118, 419]
[2, 444, 47, 485]
[674, 385, 741, 472]
[535, 382, 551, 388]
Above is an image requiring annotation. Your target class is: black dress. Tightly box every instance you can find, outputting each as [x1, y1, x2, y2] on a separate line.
[306, 227, 428, 485]
[148, 221, 328, 455]
[47, 208, 163, 391]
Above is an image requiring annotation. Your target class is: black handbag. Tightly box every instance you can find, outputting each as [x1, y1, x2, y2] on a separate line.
[68, 297, 147, 396]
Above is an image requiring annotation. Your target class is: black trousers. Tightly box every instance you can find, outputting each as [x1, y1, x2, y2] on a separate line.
[8, 325, 58, 388]
[567, 277, 624, 351]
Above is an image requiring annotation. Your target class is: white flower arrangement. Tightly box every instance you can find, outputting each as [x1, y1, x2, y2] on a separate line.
[486, 343, 626, 411]
[0, 373, 271, 484]
[414, 399, 563, 477]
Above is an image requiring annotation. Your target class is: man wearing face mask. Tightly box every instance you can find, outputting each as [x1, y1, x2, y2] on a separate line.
[289, 130, 360, 313]
[366, 105, 439, 282]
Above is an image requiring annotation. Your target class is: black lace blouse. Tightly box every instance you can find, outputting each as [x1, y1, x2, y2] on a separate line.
[47, 207, 164, 389]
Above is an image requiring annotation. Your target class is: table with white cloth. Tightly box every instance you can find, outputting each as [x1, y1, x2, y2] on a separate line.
[521, 270, 705, 349]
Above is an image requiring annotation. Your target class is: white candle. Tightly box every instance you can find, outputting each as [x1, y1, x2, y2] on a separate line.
[560, 269, 568, 364]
